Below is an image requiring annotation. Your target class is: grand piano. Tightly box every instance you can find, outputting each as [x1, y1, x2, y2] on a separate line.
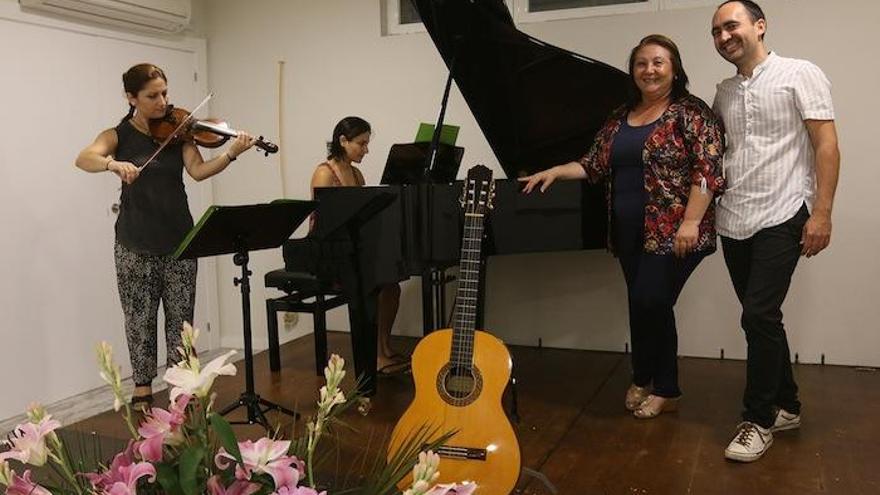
[283, 0, 628, 394]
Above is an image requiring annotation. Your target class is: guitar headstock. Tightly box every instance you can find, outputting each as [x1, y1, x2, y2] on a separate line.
[459, 165, 495, 216]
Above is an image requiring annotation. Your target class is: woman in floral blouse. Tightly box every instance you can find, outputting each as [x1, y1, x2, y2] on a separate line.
[520, 34, 725, 419]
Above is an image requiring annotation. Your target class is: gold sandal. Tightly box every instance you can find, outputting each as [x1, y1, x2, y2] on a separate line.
[625, 384, 651, 411]
[633, 395, 679, 419]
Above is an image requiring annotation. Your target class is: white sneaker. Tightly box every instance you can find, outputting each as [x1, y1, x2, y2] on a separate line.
[771, 408, 801, 432]
[725, 422, 773, 462]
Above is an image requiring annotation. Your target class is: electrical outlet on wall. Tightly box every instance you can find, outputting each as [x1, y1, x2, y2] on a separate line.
[283, 312, 298, 330]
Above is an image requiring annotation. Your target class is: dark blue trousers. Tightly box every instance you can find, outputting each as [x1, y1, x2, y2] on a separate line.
[617, 251, 705, 398]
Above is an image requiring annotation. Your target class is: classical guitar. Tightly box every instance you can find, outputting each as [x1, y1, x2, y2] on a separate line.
[389, 165, 521, 494]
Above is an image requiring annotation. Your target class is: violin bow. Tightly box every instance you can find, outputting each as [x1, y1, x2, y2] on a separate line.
[138, 92, 214, 171]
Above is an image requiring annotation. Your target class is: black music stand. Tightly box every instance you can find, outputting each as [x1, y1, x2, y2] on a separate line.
[311, 188, 398, 396]
[380, 142, 464, 185]
[174, 200, 316, 430]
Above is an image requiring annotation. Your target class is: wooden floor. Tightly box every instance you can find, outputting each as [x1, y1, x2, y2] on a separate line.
[69, 332, 880, 495]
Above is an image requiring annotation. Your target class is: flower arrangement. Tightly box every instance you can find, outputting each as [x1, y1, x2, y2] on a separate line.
[0, 323, 476, 495]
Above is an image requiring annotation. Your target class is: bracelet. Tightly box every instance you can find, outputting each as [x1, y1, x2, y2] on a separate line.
[105, 157, 113, 171]
[225, 152, 237, 162]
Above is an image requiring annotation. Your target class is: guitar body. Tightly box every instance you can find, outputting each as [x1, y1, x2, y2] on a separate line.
[389, 328, 521, 494]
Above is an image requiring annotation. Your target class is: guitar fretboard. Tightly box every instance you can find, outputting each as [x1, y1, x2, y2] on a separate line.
[450, 208, 487, 370]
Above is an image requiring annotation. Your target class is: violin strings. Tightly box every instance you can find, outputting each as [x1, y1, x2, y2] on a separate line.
[138, 92, 214, 171]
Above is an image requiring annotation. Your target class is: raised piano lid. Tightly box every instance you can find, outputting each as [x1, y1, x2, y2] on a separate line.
[414, 0, 629, 178]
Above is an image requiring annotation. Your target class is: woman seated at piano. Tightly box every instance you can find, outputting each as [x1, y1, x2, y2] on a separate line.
[520, 35, 725, 419]
[310, 116, 409, 376]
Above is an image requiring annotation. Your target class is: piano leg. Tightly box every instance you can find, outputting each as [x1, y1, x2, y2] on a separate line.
[421, 268, 434, 335]
[421, 267, 454, 335]
[266, 298, 281, 373]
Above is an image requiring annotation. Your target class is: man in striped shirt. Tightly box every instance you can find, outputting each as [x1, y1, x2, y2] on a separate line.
[710, 0, 841, 463]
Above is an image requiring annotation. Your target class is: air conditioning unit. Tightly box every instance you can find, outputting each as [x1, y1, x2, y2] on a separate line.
[19, 0, 191, 34]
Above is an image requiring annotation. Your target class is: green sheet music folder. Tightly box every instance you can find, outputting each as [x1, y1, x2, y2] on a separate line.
[414, 122, 459, 146]
[173, 200, 316, 260]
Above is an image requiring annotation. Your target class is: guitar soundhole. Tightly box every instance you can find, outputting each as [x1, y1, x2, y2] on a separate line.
[437, 363, 483, 406]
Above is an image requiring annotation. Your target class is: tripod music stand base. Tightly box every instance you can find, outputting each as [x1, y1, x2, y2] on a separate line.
[218, 392, 299, 430]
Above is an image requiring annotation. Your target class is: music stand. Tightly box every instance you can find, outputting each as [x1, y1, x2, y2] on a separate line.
[310, 188, 398, 396]
[174, 200, 316, 430]
[380, 142, 464, 185]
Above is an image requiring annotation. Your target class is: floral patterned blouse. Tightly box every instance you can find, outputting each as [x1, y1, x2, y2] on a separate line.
[578, 94, 725, 255]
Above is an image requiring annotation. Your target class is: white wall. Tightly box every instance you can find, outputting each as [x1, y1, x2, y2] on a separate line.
[0, 0, 216, 420]
[200, 0, 878, 366]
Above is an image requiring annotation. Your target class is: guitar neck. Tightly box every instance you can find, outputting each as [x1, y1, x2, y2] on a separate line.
[450, 210, 486, 369]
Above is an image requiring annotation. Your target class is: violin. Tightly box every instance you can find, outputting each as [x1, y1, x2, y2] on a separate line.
[148, 105, 279, 156]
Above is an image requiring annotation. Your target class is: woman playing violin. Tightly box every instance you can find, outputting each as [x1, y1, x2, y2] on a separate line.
[75, 63, 257, 406]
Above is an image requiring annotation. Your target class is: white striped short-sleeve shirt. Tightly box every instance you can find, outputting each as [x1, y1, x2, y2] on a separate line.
[713, 52, 835, 240]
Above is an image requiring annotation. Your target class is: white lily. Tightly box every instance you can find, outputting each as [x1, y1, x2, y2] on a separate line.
[318, 385, 345, 411]
[163, 349, 237, 402]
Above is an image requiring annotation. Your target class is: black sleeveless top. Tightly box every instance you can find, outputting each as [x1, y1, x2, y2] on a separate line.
[114, 120, 193, 255]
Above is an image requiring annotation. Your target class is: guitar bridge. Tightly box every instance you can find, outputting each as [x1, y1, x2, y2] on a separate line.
[434, 445, 487, 461]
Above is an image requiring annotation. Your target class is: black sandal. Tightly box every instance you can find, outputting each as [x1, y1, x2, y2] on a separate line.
[377, 360, 411, 378]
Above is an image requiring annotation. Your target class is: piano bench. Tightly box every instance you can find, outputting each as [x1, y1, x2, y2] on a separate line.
[264, 269, 348, 376]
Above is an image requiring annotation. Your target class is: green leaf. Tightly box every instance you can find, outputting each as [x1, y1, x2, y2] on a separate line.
[210, 413, 242, 463]
[156, 463, 184, 495]
[179, 446, 206, 495]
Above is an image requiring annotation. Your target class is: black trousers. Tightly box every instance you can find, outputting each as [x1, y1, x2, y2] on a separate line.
[617, 251, 705, 398]
[721, 204, 809, 429]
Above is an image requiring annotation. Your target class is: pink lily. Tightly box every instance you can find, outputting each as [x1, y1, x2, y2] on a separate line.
[4, 469, 52, 495]
[103, 462, 157, 495]
[206, 475, 261, 495]
[426, 482, 478, 495]
[216, 437, 301, 489]
[273, 486, 327, 495]
[0, 415, 61, 466]
[82, 442, 153, 493]
[135, 394, 191, 462]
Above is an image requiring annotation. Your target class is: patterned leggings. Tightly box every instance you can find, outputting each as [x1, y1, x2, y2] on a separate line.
[114, 241, 197, 385]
